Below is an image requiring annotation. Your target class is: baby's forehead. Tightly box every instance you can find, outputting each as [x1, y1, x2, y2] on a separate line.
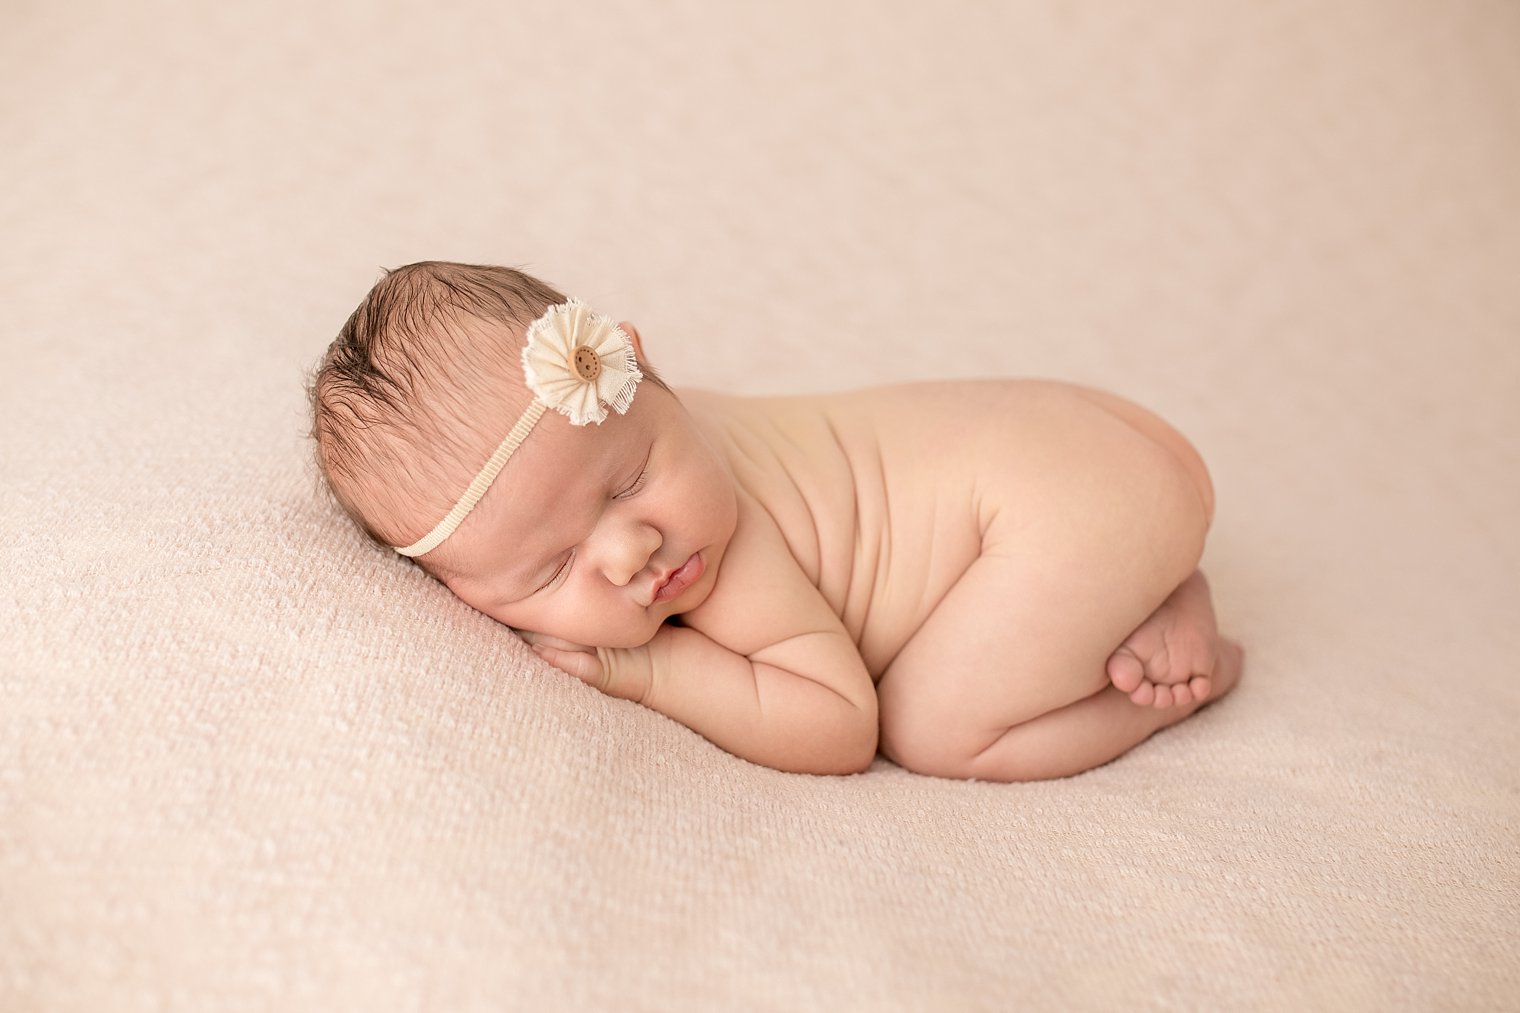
[491, 406, 650, 512]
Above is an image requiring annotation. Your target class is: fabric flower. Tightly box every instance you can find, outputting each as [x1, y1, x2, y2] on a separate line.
[521, 299, 644, 426]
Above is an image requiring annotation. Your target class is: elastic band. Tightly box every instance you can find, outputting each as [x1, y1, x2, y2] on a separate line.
[390, 297, 642, 558]
[394, 401, 546, 557]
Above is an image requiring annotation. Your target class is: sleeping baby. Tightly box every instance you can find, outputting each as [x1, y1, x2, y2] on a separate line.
[310, 261, 1242, 780]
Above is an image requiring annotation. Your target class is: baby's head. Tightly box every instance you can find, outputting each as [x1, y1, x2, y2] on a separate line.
[310, 261, 736, 647]
[310, 262, 566, 567]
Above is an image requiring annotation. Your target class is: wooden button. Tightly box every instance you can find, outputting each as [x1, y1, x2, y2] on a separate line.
[572, 346, 601, 382]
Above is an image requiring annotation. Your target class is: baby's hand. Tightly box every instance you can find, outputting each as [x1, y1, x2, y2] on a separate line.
[520, 631, 653, 703]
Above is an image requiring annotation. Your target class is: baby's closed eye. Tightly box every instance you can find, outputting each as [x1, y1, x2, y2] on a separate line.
[535, 554, 573, 593]
[614, 464, 648, 499]
[614, 449, 653, 500]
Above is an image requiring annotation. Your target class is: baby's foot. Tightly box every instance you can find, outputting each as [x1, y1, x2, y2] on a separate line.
[1106, 570, 1220, 708]
[1211, 638, 1245, 700]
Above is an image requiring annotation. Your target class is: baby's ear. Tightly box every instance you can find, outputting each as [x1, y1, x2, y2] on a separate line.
[619, 321, 646, 361]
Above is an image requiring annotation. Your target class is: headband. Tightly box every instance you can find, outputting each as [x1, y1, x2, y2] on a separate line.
[393, 299, 644, 557]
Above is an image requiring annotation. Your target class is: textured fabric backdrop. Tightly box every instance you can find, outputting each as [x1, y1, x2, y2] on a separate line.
[3, 1, 1518, 1009]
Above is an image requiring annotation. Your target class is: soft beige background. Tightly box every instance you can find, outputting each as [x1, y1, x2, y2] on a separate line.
[4, 1, 1518, 1009]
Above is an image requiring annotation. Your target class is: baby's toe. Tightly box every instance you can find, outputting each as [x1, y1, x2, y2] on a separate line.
[1151, 684, 1175, 709]
[1107, 648, 1146, 694]
[1174, 635, 1217, 686]
[1188, 675, 1212, 702]
[1129, 680, 1157, 707]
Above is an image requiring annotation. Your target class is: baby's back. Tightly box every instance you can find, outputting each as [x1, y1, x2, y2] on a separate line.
[685, 381, 1051, 676]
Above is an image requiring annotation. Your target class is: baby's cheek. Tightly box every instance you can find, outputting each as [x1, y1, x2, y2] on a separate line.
[702, 467, 741, 538]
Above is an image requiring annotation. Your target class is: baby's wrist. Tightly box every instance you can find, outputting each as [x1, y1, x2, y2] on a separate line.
[595, 643, 655, 704]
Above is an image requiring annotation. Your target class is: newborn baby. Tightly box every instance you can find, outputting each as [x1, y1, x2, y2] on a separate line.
[311, 261, 1242, 780]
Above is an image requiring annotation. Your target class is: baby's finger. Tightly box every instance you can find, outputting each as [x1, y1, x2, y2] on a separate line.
[531, 644, 606, 689]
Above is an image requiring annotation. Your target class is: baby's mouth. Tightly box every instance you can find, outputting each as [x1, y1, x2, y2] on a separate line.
[652, 552, 704, 605]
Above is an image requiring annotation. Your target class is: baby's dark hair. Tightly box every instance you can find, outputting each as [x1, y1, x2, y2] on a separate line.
[308, 261, 569, 553]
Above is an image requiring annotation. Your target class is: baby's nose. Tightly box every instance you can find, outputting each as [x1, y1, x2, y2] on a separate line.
[597, 520, 662, 588]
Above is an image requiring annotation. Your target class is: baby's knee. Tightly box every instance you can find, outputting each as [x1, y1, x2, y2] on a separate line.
[878, 705, 1058, 782]
[877, 686, 998, 780]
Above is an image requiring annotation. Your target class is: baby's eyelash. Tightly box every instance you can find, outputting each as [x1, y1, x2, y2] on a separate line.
[536, 554, 572, 592]
[614, 463, 649, 500]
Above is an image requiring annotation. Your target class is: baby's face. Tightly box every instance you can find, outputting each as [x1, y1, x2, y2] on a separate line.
[433, 381, 738, 648]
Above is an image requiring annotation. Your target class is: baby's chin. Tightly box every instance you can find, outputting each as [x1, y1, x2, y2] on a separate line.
[589, 619, 667, 650]
[601, 633, 662, 650]
[558, 594, 710, 650]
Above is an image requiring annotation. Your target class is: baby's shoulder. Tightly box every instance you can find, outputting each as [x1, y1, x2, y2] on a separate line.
[678, 387, 858, 513]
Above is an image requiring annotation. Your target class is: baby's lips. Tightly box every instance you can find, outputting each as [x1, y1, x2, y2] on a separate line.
[651, 552, 704, 605]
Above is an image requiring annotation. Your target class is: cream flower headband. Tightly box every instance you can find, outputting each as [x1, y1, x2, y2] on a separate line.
[393, 299, 644, 558]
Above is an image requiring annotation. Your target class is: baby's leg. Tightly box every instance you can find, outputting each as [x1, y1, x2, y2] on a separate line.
[1060, 386, 1225, 708]
[975, 639, 1243, 780]
[876, 391, 1234, 782]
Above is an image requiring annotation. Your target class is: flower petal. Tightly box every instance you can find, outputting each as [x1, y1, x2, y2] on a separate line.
[520, 298, 643, 426]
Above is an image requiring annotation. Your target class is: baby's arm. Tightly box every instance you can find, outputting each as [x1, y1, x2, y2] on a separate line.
[534, 493, 879, 775]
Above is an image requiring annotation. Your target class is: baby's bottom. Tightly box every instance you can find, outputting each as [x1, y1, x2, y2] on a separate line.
[874, 387, 1241, 781]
